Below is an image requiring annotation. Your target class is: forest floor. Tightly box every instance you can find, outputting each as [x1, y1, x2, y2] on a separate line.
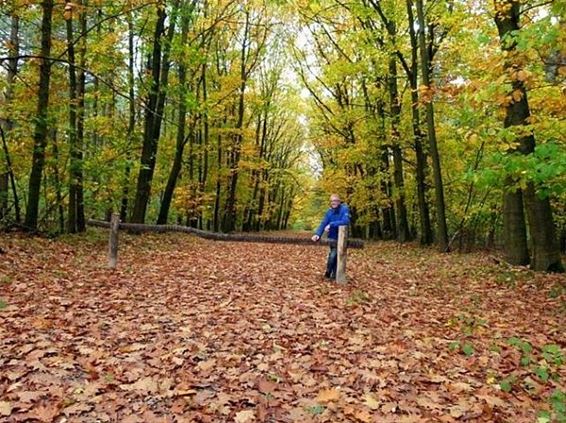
[0, 230, 565, 423]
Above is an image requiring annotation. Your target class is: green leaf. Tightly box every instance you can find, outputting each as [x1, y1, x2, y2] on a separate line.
[0, 299, 6, 310]
[499, 376, 515, 393]
[535, 367, 550, 382]
[462, 342, 474, 357]
[550, 390, 566, 414]
[536, 410, 551, 423]
[306, 404, 325, 416]
[449, 341, 460, 352]
[542, 344, 563, 365]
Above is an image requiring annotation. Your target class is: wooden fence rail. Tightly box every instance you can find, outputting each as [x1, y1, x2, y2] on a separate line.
[89, 217, 358, 282]
[87, 219, 364, 249]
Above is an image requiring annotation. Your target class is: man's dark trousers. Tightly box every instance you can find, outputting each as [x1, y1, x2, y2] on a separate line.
[326, 246, 337, 278]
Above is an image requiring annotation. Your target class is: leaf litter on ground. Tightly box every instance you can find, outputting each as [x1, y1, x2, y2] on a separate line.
[0, 230, 565, 422]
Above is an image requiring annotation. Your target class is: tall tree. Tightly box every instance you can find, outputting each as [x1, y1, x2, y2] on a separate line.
[24, 0, 54, 230]
[0, 6, 21, 223]
[494, 0, 563, 272]
[131, 1, 168, 223]
[157, 2, 195, 224]
[415, 0, 449, 251]
[222, 8, 268, 232]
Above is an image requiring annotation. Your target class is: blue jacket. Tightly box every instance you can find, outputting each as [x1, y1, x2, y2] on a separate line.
[315, 203, 351, 240]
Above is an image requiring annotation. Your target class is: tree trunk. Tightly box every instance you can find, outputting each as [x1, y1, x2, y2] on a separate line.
[24, 0, 54, 230]
[201, 62, 210, 221]
[120, 6, 136, 222]
[157, 7, 190, 225]
[66, 12, 79, 233]
[1, 11, 21, 223]
[76, 0, 86, 232]
[213, 131, 222, 232]
[131, 2, 168, 223]
[415, 0, 449, 251]
[380, 149, 396, 240]
[406, 0, 433, 245]
[503, 188, 529, 265]
[494, 0, 563, 272]
[222, 11, 250, 233]
[387, 56, 411, 242]
[50, 130, 65, 233]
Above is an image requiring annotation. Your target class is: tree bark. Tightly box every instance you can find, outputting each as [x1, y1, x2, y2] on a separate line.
[406, 0, 433, 245]
[415, 0, 449, 251]
[76, 0, 86, 232]
[120, 7, 136, 222]
[66, 11, 79, 233]
[157, 7, 190, 224]
[494, 0, 563, 272]
[222, 11, 251, 233]
[24, 0, 54, 230]
[387, 56, 411, 242]
[1, 11, 21, 223]
[502, 187, 529, 265]
[131, 2, 168, 223]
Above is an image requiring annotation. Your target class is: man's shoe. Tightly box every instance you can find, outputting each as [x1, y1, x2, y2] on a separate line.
[324, 271, 331, 279]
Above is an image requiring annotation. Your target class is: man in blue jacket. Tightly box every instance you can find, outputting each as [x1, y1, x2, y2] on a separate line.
[311, 194, 351, 279]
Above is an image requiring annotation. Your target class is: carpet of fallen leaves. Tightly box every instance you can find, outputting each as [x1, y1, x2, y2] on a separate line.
[1, 230, 565, 423]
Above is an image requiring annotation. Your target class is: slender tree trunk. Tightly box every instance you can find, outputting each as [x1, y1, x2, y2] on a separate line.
[76, 0, 86, 232]
[50, 130, 64, 233]
[120, 6, 136, 222]
[388, 56, 411, 242]
[1, 11, 21, 223]
[201, 62, 209, 215]
[276, 187, 286, 230]
[24, 0, 54, 230]
[415, 0, 449, 251]
[131, 2, 167, 223]
[256, 171, 268, 231]
[246, 111, 267, 231]
[222, 11, 250, 233]
[66, 12, 79, 233]
[157, 8, 189, 224]
[407, 0, 433, 245]
[213, 132, 222, 232]
[375, 100, 395, 240]
[494, 0, 563, 272]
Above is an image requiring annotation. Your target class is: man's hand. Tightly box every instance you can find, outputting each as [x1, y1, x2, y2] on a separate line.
[324, 224, 331, 233]
[311, 234, 320, 242]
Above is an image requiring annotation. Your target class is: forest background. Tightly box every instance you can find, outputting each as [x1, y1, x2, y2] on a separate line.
[0, 0, 564, 271]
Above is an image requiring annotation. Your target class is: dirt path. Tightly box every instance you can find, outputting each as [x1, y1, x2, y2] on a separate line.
[1, 231, 564, 422]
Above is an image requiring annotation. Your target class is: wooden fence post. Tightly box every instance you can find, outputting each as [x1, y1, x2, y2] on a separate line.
[336, 225, 348, 283]
[108, 213, 119, 269]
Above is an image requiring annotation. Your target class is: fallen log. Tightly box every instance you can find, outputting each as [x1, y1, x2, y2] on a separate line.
[86, 219, 364, 249]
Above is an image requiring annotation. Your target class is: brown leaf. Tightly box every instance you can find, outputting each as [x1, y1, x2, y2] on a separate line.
[476, 394, 507, 408]
[316, 387, 341, 403]
[122, 414, 144, 423]
[119, 377, 159, 393]
[363, 393, 380, 410]
[258, 378, 276, 394]
[62, 402, 93, 416]
[381, 402, 398, 413]
[416, 396, 443, 410]
[17, 391, 44, 403]
[235, 409, 255, 423]
[0, 401, 12, 417]
[354, 409, 372, 422]
[26, 404, 60, 422]
[196, 358, 216, 372]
